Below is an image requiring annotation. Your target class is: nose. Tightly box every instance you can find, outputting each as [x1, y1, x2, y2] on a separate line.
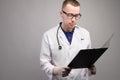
[71, 17, 76, 22]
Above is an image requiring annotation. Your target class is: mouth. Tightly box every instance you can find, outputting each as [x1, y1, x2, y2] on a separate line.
[69, 23, 75, 27]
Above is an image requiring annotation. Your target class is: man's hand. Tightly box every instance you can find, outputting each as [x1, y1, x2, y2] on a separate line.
[88, 64, 96, 76]
[52, 67, 71, 77]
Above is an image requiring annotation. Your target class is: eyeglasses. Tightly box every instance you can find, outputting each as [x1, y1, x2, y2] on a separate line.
[62, 10, 82, 20]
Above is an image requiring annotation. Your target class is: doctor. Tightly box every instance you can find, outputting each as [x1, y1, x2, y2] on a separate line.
[40, 0, 96, 80]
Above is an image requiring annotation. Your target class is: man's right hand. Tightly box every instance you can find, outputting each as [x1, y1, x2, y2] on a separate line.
[52, 67, 71, 77]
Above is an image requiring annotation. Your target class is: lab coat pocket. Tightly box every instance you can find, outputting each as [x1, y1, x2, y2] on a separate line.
[79, 38, 90, 49]
[51, 45, 68, 66]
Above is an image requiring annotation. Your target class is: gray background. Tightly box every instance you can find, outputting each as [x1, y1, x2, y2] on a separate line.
[0, 0, 120, 80]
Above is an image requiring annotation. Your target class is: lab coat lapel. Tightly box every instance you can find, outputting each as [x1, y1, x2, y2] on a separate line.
[58, 27, 70, 47]
[70, 27, 80, 48]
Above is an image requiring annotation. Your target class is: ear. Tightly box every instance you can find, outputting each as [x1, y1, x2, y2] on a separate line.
[60, 10, 63, 17]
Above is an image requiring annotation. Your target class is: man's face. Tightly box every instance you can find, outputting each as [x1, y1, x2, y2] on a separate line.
[60, 4, 80, 31]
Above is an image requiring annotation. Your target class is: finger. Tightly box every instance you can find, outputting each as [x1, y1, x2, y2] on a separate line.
[62, 72, 69, 77]
[65, 67, 71, 71]
[62, 69, 71, 77]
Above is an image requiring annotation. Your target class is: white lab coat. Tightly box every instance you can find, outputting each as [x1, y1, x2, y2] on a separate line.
[40, 24, 91, 80]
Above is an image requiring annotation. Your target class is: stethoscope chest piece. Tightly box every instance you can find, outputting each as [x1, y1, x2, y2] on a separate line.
[58, 45, 62, 50]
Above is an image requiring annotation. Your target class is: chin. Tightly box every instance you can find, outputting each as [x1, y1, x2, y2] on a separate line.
[70, 26, 74, 28]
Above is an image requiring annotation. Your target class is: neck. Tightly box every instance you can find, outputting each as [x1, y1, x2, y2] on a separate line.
[61, 23, 74, 32]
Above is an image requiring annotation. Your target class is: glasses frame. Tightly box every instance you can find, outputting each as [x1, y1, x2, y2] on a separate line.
[62, 10, 82, 20]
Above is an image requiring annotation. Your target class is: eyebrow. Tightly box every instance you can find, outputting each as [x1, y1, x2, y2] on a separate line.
[62, 10, 80, 15]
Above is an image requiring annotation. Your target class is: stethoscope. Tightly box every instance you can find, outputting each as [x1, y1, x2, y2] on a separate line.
[56, 22, 62, 50]
[56, 22, 85, 50]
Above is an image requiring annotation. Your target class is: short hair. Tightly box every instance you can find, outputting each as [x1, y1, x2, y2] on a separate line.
[62, 0, 80, 9]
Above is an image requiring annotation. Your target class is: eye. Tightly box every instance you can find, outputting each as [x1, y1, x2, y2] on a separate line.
[75, 14, 80, 17]
[67, 13, 73, 17]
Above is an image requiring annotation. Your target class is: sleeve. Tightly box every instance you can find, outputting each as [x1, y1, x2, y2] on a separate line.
[81, 31, 92, 80]
[40, 33, 54, 79]
[87, 32, 96, 76]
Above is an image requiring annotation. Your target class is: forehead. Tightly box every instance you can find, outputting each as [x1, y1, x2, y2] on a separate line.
[63, 4, 80, 14]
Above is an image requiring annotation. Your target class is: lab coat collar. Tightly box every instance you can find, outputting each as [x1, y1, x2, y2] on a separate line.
[57, 24, 80, 47]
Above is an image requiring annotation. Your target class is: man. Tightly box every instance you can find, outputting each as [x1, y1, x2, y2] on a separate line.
[40, 0, 96, 80]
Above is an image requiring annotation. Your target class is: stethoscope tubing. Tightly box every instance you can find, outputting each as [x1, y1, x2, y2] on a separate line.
[56, 23, 62, 50]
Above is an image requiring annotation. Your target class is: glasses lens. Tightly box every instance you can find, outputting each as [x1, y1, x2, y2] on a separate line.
[63, 10, 81, 19]
[75, 14, 80, 19]
[67, 13, 73, 18]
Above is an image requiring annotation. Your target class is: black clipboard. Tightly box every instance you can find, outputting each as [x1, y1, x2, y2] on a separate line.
[68, 34, 114, 69]
[68, 48, 108, 68]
